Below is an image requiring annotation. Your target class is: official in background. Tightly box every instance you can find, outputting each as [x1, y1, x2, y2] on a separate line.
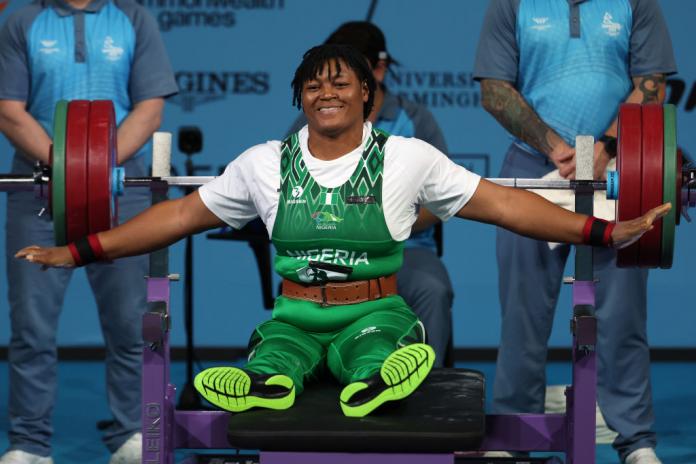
[0, 0, 177, 462]
[474, 1, 675, 463]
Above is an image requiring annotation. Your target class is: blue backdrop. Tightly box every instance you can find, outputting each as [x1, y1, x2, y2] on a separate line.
[0, 0, 694, 349]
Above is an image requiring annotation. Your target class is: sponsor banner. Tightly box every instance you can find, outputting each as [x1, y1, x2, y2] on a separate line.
[136, 0, 285, 32]
[171, 70, 271, 112]
[386, 70, 480, 109]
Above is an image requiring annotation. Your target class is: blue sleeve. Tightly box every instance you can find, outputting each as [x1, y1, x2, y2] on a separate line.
[116, 0, 178, 102]
[473, 0, 520, 83]
[0, 6, 41, 101]
[628, 0, 677, 76]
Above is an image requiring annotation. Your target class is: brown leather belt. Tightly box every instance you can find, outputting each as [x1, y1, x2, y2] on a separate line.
[282, 275, 397, 306]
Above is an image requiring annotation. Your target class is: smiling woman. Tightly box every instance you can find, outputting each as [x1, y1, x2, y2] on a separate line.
[291, 45, 376, 159]
[15, 43, 667, 420]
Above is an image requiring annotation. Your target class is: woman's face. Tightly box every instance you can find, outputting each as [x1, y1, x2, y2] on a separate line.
[302, 59, 368, 137]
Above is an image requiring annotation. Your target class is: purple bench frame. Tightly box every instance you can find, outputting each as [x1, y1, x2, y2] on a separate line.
[140, 275, 597, 464]
[141, 251, 599, 463]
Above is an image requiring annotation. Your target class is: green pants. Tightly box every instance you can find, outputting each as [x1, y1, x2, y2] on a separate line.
[244, 295, 424, 393]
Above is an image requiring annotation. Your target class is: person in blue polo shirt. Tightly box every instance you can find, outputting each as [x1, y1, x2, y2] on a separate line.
[288, 21, 455, 366]
[474, 1, 675, 463]
[0, 0, 177, 462]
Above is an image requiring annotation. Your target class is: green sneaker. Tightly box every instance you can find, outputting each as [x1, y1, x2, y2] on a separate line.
[194, 367, 295, 413]
[340, 343, 435, 417]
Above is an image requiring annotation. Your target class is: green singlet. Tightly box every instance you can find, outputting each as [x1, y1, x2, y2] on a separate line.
[195, 128, 435, 416]
[271, 128, 404, 331]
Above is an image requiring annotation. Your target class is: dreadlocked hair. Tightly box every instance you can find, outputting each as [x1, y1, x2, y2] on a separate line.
[291, 43, 376, 120]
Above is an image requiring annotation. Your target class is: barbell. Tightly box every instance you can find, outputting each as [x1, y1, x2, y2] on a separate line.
[1, 100, 694, 269]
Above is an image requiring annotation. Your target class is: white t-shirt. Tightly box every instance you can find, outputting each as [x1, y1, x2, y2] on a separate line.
[199, 123, 481, 241]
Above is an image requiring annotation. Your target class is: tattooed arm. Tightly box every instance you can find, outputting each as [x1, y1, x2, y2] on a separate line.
[591, 73, 667, 179]
[599, 74, 666, 139]
[480, 79, 576, 178]
[634, 73, 667, 103]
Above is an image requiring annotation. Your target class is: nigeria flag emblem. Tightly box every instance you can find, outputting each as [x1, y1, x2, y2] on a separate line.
[320, 191, 338, 206]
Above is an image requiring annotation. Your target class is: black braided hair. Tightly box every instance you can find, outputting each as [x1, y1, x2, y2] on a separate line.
[291, 43, 376, 120]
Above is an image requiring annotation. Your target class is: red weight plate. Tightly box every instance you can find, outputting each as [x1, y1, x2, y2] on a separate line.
[87, 100, 118, 234]
[616, 104, 642, 267]
[677, 148, 683, 226]
[638, 104, 663, 268]
[65, 101, 90, 242]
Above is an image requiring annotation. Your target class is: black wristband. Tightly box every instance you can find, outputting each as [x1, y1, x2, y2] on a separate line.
[73, 236, 98, 265]
[582, 217, 615, 247]
[598, 135, 617, 158]
[589, 219, 608, 246]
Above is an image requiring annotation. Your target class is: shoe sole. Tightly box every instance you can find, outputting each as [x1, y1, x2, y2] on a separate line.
[194, 367, 295, 412]
[340, 343, 435, 417]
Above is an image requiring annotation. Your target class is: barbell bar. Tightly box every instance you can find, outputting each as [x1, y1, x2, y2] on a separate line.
[0, 100, 694, 268]
[0, 175, 614, 190]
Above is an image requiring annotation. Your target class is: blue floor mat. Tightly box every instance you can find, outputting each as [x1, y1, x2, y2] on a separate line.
[0, 361, 693, 463]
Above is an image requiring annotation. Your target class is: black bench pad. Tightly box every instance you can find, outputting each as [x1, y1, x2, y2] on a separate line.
[227, 368, 485, 453]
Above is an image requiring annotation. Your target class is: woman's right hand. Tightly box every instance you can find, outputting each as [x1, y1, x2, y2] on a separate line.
[15, 245, 76, 269]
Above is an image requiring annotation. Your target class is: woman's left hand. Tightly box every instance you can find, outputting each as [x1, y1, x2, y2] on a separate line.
[611, 203, 671, 249]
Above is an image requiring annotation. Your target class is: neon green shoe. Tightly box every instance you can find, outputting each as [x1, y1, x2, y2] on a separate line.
[340, 343, 435, 417]
[194, 367, 295, 413]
